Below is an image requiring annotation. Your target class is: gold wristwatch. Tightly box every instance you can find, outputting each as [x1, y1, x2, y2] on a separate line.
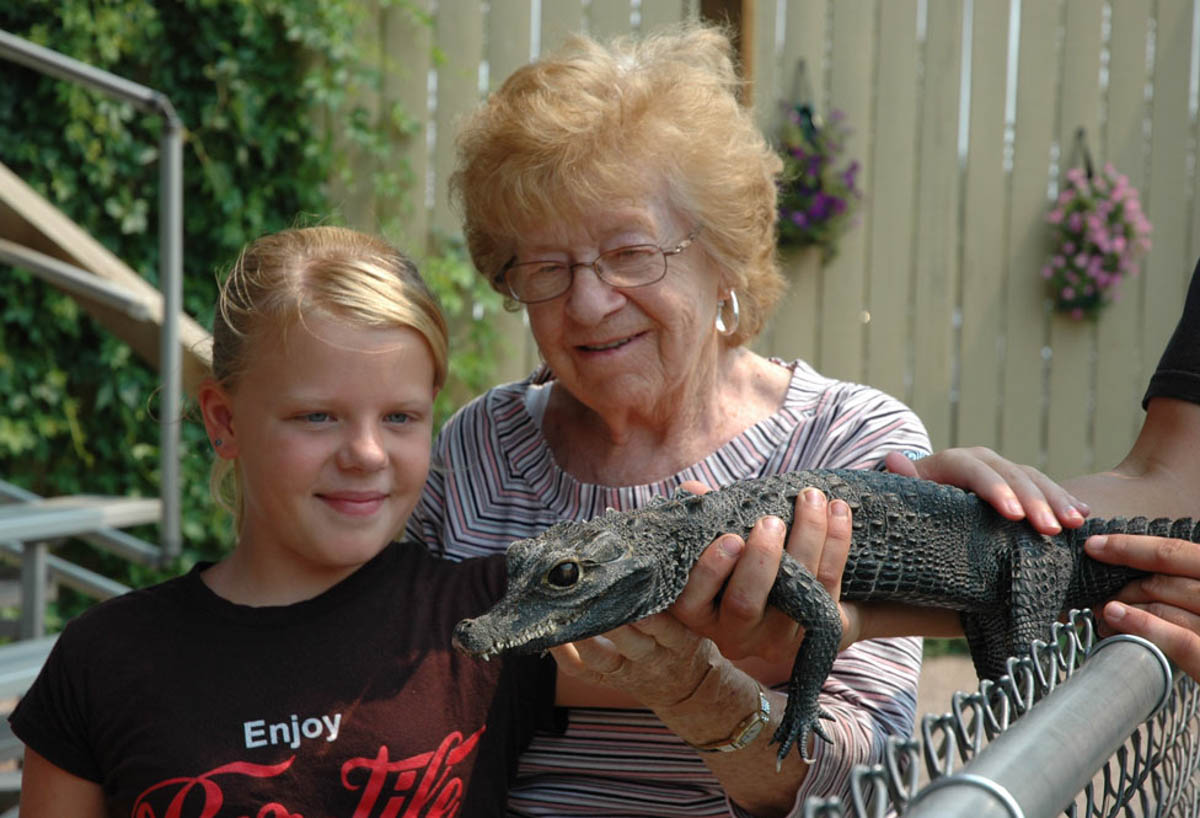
[690, 687, 771, 753]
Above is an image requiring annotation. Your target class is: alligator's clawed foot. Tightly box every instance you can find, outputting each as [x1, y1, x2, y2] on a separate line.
[771, 703, 835, 770]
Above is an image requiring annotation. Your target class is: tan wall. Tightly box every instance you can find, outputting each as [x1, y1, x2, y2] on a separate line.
[340, 0, 1200, 481]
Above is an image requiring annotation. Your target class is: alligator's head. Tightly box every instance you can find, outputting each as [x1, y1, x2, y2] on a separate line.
[453, 516, 665, 658]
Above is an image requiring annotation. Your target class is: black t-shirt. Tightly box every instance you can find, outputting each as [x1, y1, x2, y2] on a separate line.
[10, 540, 558, 817]
[1144, 257, 1200, 407]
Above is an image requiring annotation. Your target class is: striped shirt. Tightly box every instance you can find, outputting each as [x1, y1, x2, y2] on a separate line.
[408, 359, 932, 816]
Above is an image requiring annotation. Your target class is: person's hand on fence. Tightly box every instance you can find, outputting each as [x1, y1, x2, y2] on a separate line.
[1086, 533, 1200, 681]
[882, 447, 1090, 534]
[670, 481, 857, 664]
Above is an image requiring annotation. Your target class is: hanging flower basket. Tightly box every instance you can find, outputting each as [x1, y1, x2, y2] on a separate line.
[776, 104, 862, 264]
[1042, 132, 1151, 320]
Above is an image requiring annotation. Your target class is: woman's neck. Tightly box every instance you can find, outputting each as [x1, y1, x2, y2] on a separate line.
[542, 348, 789, 486]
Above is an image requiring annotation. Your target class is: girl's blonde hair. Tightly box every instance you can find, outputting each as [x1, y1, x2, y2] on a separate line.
[450, 22, 784, 346]
[208, 225, 448, 520]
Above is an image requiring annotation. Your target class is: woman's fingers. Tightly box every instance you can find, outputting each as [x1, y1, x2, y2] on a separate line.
[670, 488, 856, 664]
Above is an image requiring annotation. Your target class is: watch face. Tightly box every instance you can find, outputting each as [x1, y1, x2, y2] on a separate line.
[693, 689, 770, 753]
[737, 718, 765, 748]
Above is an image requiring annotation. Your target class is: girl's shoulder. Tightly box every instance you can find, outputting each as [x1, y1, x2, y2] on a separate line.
[58, 571, 196, 638]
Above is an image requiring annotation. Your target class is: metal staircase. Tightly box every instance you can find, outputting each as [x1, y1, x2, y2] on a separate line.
[0, 29, 205, 799]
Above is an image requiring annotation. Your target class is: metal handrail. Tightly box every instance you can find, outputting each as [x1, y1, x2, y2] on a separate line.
[0, 29, 183, 559]
[0, 239, 153, 321]
[0, 542, 131, 601]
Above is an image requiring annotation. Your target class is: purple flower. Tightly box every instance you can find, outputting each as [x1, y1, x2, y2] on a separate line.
[842, 160, 860, 190]
[808, 193, 832, 222]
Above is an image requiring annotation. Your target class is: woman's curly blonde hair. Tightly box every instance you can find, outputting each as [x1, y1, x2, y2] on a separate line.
[450, 23, 785, 346]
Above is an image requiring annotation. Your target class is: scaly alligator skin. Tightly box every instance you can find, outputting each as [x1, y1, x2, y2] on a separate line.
[453, 469, 1199, 767]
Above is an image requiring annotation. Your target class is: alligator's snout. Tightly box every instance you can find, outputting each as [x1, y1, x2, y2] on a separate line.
[451, 618, 486, 656]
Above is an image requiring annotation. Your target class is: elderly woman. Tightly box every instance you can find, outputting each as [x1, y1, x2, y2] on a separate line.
[408, 25, 930, 816]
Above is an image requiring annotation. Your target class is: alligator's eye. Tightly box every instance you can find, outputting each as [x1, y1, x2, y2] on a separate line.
[546, 560, 580, 588]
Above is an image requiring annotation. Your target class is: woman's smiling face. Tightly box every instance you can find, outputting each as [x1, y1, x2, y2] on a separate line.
[517, 198, 723, 424]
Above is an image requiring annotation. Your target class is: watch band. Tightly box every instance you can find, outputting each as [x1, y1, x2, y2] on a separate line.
[688, 687, 771, 754]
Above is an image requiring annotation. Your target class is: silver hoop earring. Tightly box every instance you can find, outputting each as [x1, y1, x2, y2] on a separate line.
[715, 290, 740, 336]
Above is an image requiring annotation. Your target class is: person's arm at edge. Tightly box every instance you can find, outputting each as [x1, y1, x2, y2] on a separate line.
[1066, 397, 1200, 680]
[18, 746, 106, 818]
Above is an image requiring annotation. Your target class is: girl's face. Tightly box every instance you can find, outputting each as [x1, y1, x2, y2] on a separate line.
[201, 313, 436, 596]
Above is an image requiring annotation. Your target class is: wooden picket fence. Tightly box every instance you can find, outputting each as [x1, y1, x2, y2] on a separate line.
[335, 0, 1200, 481]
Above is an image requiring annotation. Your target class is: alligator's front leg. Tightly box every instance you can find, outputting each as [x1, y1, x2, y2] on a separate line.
[764, 553, 842, 768]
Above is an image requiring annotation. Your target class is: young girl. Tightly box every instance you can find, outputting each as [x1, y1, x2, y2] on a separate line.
[10, 226, 560, 816]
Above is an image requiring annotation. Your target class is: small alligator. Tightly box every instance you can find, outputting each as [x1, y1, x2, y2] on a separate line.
[452, 469, 1199, 767]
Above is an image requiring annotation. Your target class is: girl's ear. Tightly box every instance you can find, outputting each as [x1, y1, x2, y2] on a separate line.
[198, 378, 239, 459]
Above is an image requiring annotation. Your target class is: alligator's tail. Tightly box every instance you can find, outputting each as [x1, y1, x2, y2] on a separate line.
[1065, 515, 1200, 606]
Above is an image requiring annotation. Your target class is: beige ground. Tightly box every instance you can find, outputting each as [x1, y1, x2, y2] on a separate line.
[916, 653, 979, 721]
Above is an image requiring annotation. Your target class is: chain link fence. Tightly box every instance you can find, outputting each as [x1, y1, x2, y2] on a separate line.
[801, 611, 1200, 817]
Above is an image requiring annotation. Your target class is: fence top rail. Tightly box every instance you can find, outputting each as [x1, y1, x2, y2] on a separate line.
[905, 635, 1171, 818]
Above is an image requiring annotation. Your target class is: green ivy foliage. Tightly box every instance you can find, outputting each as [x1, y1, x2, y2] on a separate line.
[0, 1, 504, 621]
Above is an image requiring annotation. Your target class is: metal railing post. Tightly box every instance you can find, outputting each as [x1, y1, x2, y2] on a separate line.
[159, 107, 184, 561]
[19, 541, 47, 639]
